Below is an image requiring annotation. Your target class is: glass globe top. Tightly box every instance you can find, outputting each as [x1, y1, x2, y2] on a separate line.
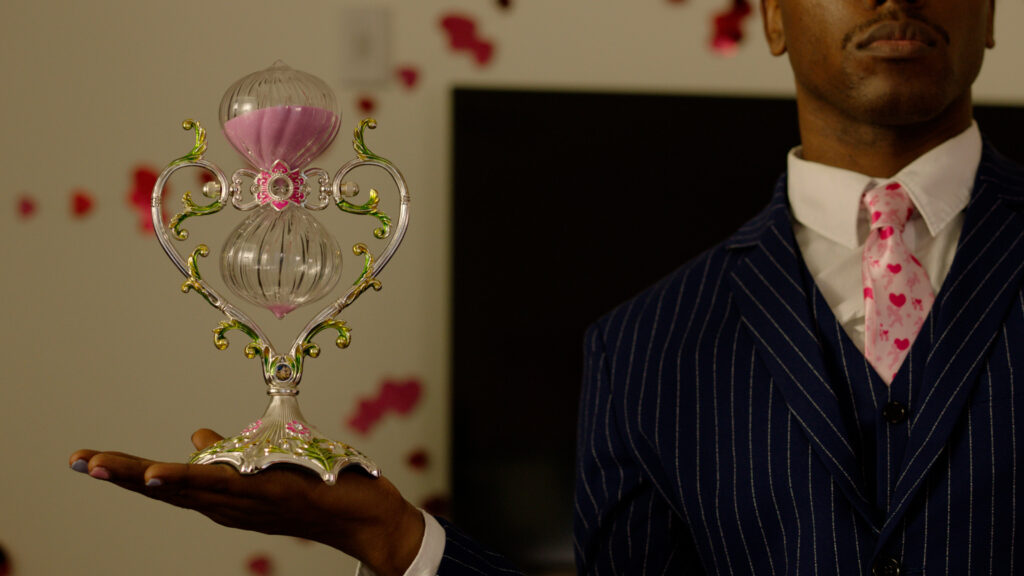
[219, 61, 341, 172]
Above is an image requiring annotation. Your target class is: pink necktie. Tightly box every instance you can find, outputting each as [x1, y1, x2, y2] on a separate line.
[862, 182, 935, 384]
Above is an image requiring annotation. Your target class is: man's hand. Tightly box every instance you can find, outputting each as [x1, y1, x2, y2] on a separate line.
[69, 429, 424, 576]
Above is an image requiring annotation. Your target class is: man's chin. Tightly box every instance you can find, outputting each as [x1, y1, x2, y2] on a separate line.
[849, 84, 960, 128]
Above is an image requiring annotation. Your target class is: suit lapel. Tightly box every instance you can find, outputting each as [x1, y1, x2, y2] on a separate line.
[878, 145, 1024, 545]
[727, 176, 879, 529]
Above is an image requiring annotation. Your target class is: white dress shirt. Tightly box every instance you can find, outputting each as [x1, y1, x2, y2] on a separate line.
[356, 509, 445, 576]
[358, 122, 983, 576]
[788, 122, 981, 352]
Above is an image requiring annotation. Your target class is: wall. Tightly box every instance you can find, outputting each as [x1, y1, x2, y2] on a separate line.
[2, 1, 1022, 574]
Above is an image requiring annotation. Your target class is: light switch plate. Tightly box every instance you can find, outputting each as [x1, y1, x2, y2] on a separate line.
[339, 7, 392, 86]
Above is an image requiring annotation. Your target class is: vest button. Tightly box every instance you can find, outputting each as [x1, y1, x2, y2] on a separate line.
[872, 556, 902, 576]
[882, 401, 908, 424]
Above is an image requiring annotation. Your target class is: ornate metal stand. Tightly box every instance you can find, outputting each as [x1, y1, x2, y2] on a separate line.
[151, 118, 409, 484]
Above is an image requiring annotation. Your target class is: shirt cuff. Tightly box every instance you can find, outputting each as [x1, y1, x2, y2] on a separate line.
[355, 509, 445, 576]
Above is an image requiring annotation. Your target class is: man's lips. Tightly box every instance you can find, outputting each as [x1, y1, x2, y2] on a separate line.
[855, 20, 942, 57]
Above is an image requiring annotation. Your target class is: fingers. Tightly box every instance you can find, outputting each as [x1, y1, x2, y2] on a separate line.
[69, 449, 99, 470]
[145, 461, 241, 494]
[68, 444, 417, 558]
[69, 427, 223, 481]
[88, 452, 159, 485]
[191, 429, 224, 450]
[66, 452, 164, 504]
[69, 450, 152, 476]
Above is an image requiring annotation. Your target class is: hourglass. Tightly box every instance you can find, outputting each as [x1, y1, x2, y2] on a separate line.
[150, 61, 409, 484]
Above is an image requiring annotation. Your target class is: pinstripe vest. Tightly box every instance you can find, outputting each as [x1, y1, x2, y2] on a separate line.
[808, 254, 922, 541]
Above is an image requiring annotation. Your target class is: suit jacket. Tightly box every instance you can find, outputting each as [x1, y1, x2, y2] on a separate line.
[438, 144, 1024, 575]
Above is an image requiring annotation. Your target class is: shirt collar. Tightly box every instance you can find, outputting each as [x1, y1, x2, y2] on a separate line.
[787, 122, 981, 248]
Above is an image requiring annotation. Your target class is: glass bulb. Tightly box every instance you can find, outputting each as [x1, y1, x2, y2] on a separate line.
[221, 205, 343, 319]
[219, 61, 341, 171]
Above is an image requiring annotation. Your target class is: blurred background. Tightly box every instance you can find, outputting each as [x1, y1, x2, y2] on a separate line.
[2, 1, 1022, 574]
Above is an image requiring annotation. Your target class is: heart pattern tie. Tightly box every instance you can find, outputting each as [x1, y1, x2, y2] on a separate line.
[862, 182, 935, 384]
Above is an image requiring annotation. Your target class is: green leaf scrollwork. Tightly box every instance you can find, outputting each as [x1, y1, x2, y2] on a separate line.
[352, 243, 375, 287]
[171, 119, 207, 166]
[213, 319, 265, 357]
[169, 190, 225, 241]
[338, 188, 392, 239]
[343, 244, 383, 305]
[181, 245, 218, 307]
[353, 118, 385, 163]
[288, 319, 351, 382]
[342, 119, 394, 239]
[168, 119, 223, 240]
[301, 319, 353, 360]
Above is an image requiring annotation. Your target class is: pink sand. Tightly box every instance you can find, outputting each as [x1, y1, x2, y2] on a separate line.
[269, 304, 296, 319]
[223, 105, 340, 171]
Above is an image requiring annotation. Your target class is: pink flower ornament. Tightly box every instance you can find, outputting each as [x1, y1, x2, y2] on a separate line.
[286, 420, 311, 437]
[255, 160, 306, 210]
[242, 419, 263, 436]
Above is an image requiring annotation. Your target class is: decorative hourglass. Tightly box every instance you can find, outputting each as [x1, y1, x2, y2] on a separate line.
[150, 61, 409, 484]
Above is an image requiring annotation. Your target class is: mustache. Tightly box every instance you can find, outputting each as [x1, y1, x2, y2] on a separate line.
[841, 10, 951, 49]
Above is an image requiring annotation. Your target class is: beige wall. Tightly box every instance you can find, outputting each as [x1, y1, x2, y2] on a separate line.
[2, 1, 1022, 574]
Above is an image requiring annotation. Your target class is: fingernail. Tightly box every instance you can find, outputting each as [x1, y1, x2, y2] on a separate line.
[90, 466, 111, 480]
[146, 478, 163, 487]
[71, 459, 89, 473]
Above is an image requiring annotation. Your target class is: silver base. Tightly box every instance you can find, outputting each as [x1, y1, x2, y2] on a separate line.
[189, 395, 379, 485]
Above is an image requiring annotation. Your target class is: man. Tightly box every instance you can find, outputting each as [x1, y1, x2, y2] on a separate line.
[72, 0, 1018, 573]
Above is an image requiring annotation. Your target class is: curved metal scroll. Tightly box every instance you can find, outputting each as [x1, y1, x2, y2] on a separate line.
[151, 154, 275, 359]
[292, 154, 411, 359]
[148, 118, 408, 483]
[151, 119, 410, 391]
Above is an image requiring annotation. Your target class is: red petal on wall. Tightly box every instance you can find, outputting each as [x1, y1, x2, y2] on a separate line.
[471, 42, 494, 66]
[246, 553, 274, 575]
[440, 14, 496, 67]
[128, 165, 164, 232]
[346, 379, 423, 435]
[71, 189, 94, 218]
[0, 542, 10, 576]
[407, 448, 430, 470]
[396, 66, 420, 89]
[357, 96, 377, 114]
[382, 380, 423, 414]
[710, 0, 752, 56]
[17, 195, 36, 219]
[197, 171, 215, 186]
[348, 398, 382, 434]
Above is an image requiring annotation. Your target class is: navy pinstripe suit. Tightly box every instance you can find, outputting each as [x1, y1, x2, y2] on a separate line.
[439, 144, 1024, 575]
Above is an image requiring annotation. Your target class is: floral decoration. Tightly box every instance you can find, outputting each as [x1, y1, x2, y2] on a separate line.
[286, 420, 311, 436]
[255, 160, 306, 210]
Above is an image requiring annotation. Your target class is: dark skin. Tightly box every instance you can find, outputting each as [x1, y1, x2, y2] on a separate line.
[71, 1, 998, 572]
[69, 430, 424, 576]
[761, 0, 995, 177]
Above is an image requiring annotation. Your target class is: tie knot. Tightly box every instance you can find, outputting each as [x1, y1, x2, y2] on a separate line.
[863, 182, 914, 232]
